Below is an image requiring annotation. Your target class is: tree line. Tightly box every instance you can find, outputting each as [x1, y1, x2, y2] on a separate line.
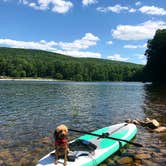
[0, 47, 144, 81]
[145, 29, 166, 83]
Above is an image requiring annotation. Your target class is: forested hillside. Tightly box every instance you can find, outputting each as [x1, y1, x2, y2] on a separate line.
[0, 47, 144, 81]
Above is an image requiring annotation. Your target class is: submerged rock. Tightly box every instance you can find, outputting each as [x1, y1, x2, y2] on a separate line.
[134, 153, 151, 159]
[154, 126, 166, 133]
[142, 160, 160, 166]
[160, 148, 166, 155]
[117, 156, 133, 164]
[19, 158, 31, 166]
[0, 150, 13, 160]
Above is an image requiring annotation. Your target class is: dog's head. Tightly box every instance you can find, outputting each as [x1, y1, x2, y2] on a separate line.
[54, 124, 68, 139]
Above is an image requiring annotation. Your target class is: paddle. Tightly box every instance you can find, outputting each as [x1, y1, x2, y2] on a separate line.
[69, 128, 143, 147]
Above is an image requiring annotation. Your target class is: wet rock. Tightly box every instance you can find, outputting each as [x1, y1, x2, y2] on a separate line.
[134, 159, 142, 165]
[154, 126, 166, 133]
[99, 163, 107, 166]
[0, 139, 9, 146]
[0, 150, 13, 160]
[117, 156, 133, 164]
[9, 162, 21, 166]
[134, 153, 151, 159]
[133, 120, 141, 125]
[142, 160, 160, 166]
[125, 119, 132, 123]
[106, 158, 114, 164]
[144, 119, 160, 129]
[0, 160, 5, 165]
[160, 149, 166, 155]
[125, 118, 165, 131]
[19, 158, 31, 166]
[133, 164, 142, 166]
[32, 158, 39, 165]
[151, 152, 160, 158]
[155, 157, 166, 162]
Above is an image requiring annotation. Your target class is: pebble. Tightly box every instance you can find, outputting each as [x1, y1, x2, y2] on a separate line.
[106, 158, 114, 164]
[99, 164, 107, 166]
[154, 126, 166, 133]
[0, 160, 4, 165]
[134, 159, 142, 164]
[160, 149, 166, 155]
[19, 158, 31, 166]
[0, 150, 13, 160]
[117, 156, 133, 164]
[0, 139, 9, 146]
[134, 153, 151, 159]
[142, 160, 160, 166]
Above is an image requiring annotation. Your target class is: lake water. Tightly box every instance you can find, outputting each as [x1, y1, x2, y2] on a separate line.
[0, 80, 166, 165]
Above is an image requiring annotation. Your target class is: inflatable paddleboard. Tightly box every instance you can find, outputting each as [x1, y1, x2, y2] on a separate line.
[37, 123, 137, 166]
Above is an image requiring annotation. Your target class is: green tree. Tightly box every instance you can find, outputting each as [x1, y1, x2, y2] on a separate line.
[0, 47, 144, 81]
[55, 73, 63, 80]
[73, 74, 83, 81]
[20, 70, 26, 77]
[145, 29, 166, 82]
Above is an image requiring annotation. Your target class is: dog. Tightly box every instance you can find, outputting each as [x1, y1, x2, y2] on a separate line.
[54, 124, 69, 166]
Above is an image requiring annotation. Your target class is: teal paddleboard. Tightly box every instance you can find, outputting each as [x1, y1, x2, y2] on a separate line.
[37, 123, 137, 166]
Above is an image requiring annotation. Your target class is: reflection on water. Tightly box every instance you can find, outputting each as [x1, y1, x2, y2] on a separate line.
[144, 84, 166, 124]
[0, 81, 166, 165]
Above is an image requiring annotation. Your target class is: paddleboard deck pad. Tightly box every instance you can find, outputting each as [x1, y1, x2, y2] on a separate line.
[37, 123, 137, 166]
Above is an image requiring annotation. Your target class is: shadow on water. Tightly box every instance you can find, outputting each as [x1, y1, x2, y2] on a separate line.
[144, 83, 166, 124]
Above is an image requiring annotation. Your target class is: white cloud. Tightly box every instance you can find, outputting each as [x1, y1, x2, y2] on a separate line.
[139, 6, 166, 15]
[19, 0, 73, 14]
[82, 0, 97, 6]
[0, 38, 58, 51]
[97, 4, 129, 13]
[59, 33, 100, 51]
[107, 54, 128, 61]
[135, 1, 141, 6]
[129, 8, 136, 13]
[0, 33, 101, 58]
[112, 20, 166, 40]
[107, 40, 113, 45]
[135, 54, 146, 64]
[58, 50, 101, 58]
[124, 43, 147, 49]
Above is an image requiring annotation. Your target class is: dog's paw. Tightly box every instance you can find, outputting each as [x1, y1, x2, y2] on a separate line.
[54, 160, 58, 165]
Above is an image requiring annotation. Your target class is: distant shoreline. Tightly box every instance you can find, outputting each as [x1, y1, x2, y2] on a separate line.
[0, 77, 59, 81]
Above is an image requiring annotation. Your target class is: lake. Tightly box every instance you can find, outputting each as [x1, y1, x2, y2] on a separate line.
[0, 80, 166, 165]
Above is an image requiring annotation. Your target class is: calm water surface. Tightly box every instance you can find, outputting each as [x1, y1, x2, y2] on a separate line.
[0, 81, 166, 165]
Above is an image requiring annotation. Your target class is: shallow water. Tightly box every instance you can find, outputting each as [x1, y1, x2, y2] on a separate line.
[0, 81, 166, 165]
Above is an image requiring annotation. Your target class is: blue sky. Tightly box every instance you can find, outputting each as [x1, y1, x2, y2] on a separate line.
[0, 0, 166, 64]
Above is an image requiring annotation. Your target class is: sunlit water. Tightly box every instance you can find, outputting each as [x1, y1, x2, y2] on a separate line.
[0, 81, 166, 165]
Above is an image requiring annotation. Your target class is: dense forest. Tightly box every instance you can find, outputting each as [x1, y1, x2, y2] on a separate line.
[0, 47, 144, 81]
[145, 29, 166, 83]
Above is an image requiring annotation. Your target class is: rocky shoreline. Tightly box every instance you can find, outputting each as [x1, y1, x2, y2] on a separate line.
[0, 118, 166, 166]
[125, 118, 166, 132]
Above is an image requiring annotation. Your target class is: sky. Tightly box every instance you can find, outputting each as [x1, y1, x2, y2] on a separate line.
[0, 0, 166, 65]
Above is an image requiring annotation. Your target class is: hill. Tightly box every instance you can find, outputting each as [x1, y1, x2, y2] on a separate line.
[0, 47, 144, 81]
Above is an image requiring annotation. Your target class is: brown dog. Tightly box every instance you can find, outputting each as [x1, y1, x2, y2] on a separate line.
[54, 124, 69, 166]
